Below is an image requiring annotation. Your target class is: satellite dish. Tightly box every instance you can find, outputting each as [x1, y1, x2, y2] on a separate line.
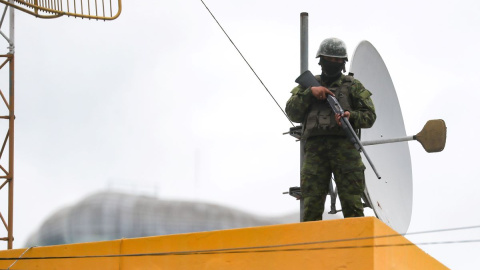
[350, 40, 412, 234]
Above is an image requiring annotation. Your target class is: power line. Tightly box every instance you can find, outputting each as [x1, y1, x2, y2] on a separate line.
[1, 238, 479, 262]
[405, 224, 480, 236]
[199, 0, 295, 127]
[3, 224, 479, 261]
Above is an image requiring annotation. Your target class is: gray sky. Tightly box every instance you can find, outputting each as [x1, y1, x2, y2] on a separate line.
[0, 0, 478, 268]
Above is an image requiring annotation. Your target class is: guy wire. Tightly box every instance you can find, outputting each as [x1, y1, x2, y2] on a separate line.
[199, 0, 295, 127]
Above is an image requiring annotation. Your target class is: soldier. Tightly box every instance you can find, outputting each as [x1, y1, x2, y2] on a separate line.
[286, 37, 376, 221]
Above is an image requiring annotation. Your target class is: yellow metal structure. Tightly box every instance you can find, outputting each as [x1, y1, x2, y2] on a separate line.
[0, 217, 447, 269]
[0, 0, 122, 20]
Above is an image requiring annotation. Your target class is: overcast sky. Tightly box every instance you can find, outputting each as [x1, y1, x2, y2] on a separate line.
[0, 0, 478, 268]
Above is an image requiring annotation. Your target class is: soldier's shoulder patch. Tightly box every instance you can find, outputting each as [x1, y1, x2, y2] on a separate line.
[359, 89, 372, 99]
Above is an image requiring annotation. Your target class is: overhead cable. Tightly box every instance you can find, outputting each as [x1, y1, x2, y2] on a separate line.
[2, 224, 479, 261]
[199, 0, 295, 127]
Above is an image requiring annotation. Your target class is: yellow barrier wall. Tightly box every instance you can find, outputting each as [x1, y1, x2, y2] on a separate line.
[0, 217, 447, 269]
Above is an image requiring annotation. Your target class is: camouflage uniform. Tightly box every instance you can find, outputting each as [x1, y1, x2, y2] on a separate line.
[286, 74, 376, 221]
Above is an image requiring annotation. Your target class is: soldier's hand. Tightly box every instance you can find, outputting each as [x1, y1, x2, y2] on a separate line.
[311, 86, 334, 100]
[335, 111, 350, 126]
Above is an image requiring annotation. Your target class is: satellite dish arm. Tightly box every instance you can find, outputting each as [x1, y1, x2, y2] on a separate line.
[362, 136, 415, 146]
[362, 119, 447, 153]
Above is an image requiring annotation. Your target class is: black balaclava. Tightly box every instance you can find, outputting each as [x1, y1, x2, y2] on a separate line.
[319, 57, 345, 83]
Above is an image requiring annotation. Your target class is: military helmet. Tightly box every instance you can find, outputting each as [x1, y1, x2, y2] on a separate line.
[316, 37, 348, 60]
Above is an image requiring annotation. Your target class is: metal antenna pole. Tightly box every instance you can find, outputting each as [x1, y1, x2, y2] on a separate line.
[299, 12, 308, 221]
[300, 13, 308, 73]
[285, 12, 308, 221]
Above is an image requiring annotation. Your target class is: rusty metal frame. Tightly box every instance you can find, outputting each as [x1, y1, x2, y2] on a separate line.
[0, 0, 121, 20]
[0, 0, 121, 250]
[0, 53, 13, 250]
[0, 1, 13, 250]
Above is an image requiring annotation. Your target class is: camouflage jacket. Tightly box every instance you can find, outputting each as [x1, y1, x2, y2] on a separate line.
[285, 74, 376, 133]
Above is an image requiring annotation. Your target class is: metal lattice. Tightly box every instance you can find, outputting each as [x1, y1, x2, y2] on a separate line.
[0, 0, 121, 250]
[0, 0, 122, 20]
[0, 54, 13, 250]
[0, 2, 14, 249]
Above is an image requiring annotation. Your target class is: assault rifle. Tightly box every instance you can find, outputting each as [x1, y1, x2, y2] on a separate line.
[295, 70, 381, 179]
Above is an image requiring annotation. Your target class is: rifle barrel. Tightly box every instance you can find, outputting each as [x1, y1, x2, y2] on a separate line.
[341, 117, 381, 179]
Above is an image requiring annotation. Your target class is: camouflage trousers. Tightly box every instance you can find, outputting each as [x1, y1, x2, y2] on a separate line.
[301, 136, 366, 221]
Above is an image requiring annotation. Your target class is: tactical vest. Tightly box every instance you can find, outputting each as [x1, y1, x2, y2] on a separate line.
[302, 75, 354, 140]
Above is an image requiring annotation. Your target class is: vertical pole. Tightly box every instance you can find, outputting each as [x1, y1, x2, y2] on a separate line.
[7, 0, 14, 249]
[299, 12, 308, 221]
[300, 13, 308, 74]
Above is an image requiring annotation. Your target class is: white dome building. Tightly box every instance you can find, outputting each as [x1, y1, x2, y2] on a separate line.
[25, 191, 298, 246]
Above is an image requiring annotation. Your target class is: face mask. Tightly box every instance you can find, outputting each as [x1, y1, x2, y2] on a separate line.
[319, 58, 345, 78]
